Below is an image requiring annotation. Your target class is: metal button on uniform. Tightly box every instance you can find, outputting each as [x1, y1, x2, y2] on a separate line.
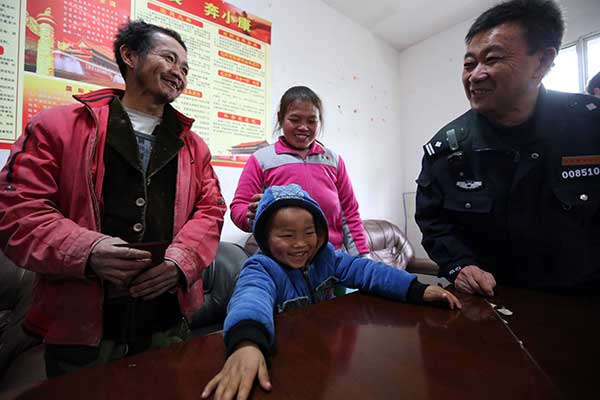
[133, 223, 144, 232]
[531, 152, 540, 159]
[465, 203, 472, 209]
[580, 194, 589, 201]
[135, 197, 146, 207]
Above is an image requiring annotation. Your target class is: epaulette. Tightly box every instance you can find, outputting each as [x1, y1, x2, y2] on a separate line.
[422, 111, 471, 159]
[565, 93, 600, 118]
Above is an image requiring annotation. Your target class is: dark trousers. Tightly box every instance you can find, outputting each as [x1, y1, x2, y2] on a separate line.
[45, 293, 188, 378]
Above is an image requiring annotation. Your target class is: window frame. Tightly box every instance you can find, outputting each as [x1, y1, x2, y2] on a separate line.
[582, 30, 600, 92]
[547, 30, 600, 93]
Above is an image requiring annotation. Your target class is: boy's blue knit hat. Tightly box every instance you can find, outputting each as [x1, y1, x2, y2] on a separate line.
[253, 184, 329, 254]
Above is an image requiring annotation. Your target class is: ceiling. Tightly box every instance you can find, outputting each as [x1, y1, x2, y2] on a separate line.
[322, 0, 510, 51]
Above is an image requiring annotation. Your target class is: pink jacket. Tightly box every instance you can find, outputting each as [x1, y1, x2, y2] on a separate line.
[0, 88, 226, 345]
[230, 137, 369, 254]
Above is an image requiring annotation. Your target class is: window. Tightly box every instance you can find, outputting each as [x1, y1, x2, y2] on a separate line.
[586, 35, 600, 89]
[543, 44, 579, 93]
[543, 32, 600, 94]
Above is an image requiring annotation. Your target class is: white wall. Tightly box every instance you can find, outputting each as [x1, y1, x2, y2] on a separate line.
[217, 0, 407, 244]
[0, 0, 407, 246]
[0, 152, 7, 170]
[397, 0, 600, 257]
[561, 0, 600, 44]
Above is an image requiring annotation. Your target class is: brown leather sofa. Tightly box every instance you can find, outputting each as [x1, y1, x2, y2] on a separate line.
[0, 252, 44, 398]
[362, 219, 439, 275]
[0, 242, 247, 397]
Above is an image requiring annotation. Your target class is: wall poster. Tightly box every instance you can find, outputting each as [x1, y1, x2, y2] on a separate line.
[0, 0, 272, 167]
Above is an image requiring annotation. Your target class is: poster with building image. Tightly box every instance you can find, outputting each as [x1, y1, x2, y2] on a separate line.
[1, 0, 271, 167]
[0, 0, 21, 145]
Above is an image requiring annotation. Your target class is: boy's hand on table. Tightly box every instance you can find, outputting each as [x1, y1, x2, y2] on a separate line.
[423, 285, 463, 310]
[202, 341, 271, 400]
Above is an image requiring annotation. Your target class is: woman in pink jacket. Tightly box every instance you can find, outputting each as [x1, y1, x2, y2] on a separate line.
[230, 86, 369, 255]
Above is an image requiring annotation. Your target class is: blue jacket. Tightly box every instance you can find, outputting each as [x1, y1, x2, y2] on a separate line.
[223, 184, 425, 357]
[225, 244, 418, 347]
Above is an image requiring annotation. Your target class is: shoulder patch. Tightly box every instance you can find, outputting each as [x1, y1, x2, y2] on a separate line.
[423, 126, 468, 158]
[565, 93, 600, 116]
[252, 144, 279, 169]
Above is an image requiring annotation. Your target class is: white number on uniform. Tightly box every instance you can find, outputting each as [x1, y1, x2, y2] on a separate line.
[562, 167, 600, 179]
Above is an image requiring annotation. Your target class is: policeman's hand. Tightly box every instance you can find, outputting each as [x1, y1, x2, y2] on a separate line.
[88, 237, 152, 286]
[246, 193, 263, 223]
[455, 265, 496, 297]
[202, 341, 271, 400]
[423, 285, 462, 310]
[129, 260, 182, 300]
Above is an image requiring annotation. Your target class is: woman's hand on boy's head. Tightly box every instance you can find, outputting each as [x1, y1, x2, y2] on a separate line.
[246, 193, 263, 222]
[423, 285, 462, 310]
[202, 341, 271, 400]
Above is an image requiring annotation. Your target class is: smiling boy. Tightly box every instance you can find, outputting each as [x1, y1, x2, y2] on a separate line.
[203, 184, 460, 400]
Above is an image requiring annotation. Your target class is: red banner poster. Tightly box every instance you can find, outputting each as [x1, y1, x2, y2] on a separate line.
[1, 0, 272, 167]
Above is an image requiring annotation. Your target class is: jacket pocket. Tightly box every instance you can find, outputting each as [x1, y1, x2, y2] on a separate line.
[443, 192, 493, 214]
[552, 183, 600, 233]
[552, 183, 600, 208]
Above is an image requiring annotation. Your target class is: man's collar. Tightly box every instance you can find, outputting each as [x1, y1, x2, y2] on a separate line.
[471, 86, 547, 150]
[74, 88, 194, 130]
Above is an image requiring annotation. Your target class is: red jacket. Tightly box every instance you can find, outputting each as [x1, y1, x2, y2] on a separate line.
[0, 88, 226, 345]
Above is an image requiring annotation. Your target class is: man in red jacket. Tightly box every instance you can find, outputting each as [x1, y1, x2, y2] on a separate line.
[0, 20, 226, 377]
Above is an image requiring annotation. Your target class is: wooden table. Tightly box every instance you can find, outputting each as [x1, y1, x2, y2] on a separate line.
[17, 287, 597, 400]
[490, 287, 600, 399]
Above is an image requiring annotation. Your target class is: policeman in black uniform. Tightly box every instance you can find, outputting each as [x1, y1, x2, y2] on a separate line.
[415, 0, 600, 296]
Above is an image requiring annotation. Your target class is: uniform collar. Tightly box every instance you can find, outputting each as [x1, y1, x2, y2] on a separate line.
[471, 86, 548, 151]
[274, 136, 325, 156]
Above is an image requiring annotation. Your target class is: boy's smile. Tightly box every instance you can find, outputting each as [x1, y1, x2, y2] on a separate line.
[266, 207, 318, 269]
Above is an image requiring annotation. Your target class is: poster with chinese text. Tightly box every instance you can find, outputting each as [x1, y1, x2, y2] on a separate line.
[1, 0, 271, 167]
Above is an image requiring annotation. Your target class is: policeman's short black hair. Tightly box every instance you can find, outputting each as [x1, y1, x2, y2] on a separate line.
[465, 0, 564, 54]
[113, 19, 187, 80]
[587, 71, 600, 95]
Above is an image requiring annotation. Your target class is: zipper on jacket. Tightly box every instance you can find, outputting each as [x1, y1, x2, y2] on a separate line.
[302, 267, 316, 304]
[85, 102, 102, 231]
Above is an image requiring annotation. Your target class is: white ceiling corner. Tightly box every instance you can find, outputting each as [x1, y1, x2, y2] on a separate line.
[322, 0, 519, 51]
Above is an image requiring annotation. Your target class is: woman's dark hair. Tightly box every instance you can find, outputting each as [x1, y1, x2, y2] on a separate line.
[465, 0, 564, 54]
[113, 19, 187, 80]
[275, 86, 324, 133]
[587, 71, 600, 95]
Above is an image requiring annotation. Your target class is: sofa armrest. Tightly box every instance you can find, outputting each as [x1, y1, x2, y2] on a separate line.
[0, 344, 46, 396]
[406, 258, 439, 276]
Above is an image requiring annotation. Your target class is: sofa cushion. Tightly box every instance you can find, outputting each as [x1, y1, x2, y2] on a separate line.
[190, 242, 246, 331]
[0, 252, 41, 376]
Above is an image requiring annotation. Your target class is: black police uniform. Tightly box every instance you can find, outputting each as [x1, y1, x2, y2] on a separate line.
[415, 87, 600, 291]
